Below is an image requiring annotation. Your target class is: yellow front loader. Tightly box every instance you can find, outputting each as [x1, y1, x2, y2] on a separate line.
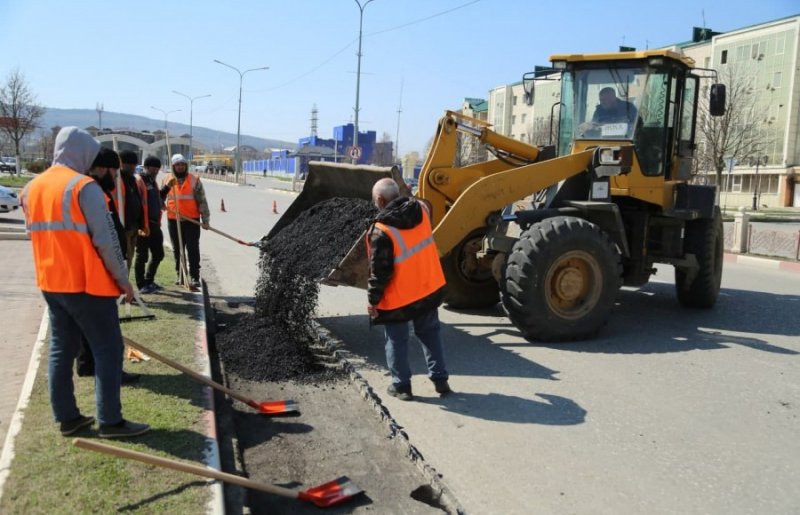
[269, 49, 727, 341]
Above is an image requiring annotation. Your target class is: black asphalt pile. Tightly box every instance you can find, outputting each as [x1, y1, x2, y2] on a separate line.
[215, 197, 377, 383]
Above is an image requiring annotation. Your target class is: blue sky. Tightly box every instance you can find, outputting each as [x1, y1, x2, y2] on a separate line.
[1, 0, 797, 154]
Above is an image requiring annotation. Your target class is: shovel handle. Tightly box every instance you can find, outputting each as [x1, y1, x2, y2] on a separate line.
[123, 337, 256, 408]
[176, 215, 257, 247]
[73, 438, 298, 499]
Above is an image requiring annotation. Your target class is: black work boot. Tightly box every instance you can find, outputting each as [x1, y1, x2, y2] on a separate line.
[386, 383, 413, 401]
[432, 378, 452, 395]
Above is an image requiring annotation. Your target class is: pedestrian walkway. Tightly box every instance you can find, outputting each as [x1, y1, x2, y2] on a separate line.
[0, 210, 43, 452]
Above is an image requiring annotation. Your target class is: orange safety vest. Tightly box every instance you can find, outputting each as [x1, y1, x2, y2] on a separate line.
[23, 165, 122, 296]
[367, 207, 445, 311]
[164, 174, 201, 220]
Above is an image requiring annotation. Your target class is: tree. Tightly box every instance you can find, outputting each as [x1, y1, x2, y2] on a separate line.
[0, 68, 45, 175]
[696, 64, 770, 187]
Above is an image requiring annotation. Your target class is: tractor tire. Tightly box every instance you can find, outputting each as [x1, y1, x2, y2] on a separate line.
[442, 229, 500, 309]
[675, 206, 723, 308]
[501, 216, 622, 342]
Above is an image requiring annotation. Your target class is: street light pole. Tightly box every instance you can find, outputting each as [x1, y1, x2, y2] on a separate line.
[151, 106, 181, 162]
[352, 0, 374, 164]
[173, 91, 210, 162]
[213, 60, 269, 185]
[749, 154, 768, 211]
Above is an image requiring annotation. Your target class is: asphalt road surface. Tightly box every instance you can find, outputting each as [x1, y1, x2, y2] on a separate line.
[199, 176, 799, 515]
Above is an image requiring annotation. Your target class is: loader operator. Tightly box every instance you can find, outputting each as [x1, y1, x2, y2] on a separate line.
[366, 178, 451, 401]
[578, 86, 638, 136]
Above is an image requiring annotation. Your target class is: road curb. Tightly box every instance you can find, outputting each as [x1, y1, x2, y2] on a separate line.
[0, 310, 48, 501]
[724, 252, 800, 273]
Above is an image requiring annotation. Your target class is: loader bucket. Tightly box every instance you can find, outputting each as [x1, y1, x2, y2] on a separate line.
[266, 161, 410, 290]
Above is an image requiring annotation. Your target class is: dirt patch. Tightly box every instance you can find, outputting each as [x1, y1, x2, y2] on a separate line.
[210, 196, 461, 513]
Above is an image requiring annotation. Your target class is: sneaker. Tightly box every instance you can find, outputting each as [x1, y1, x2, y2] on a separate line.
[139, 284, 156, 294]
[121, 371, 141, 385]
[189, 279, 201, 290]
[98, 419, 150, 439]
[432, 378, 452, 395]
[386, 383, 413, 401]
[60, 414, 95, 436]
[150, 282, 163, 291]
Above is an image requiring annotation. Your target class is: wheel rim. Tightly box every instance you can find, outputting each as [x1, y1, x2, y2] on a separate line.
[544, 250, 603, 320]
[456, 235, 493, 284]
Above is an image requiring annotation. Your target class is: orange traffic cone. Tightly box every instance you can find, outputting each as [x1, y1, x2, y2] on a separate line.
[272, 200, 278, 214]
[220, 199, 227, 212]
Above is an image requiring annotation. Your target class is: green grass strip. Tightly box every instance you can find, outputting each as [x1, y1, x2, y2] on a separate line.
[0, 252, 213, 514]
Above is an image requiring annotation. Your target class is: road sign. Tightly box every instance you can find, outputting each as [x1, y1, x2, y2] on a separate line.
[349, 146, 362, 160]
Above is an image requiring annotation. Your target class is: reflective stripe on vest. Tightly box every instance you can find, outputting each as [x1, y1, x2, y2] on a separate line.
[165, 174, 201, 219]
[28, 175, 89, 233]
[367, 207, 445, 311]
[24, 166, 121, 296]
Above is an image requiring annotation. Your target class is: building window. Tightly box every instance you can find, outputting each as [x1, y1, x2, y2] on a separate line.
[511, 115, 516, 124]
[721, 50, 728, 64]
[520, 133, 526, 141]
[512, 95, 518, 106]
[731, 174, 741, 193]
[776, 35, 785, 54]
[772, 72, 782, 89]
[521, 113, 527, 124]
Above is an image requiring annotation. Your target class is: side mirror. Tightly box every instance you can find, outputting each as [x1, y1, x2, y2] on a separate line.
[522, 71, 535, 106]
[709, 83, 726, 116]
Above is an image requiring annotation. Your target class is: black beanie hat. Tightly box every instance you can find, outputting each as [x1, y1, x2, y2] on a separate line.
[118, 149, 138, 165]
[143, 155, 161, 168]
[91, 147, 120, 169]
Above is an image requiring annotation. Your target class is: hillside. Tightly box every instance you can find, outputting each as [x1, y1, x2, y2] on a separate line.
[41, 108, 297, 151]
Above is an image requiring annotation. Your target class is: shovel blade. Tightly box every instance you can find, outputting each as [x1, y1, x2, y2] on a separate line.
[250, 399, 299, 415]
[297, 476, 363, 507]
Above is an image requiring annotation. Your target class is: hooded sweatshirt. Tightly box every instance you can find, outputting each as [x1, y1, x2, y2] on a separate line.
[23, 127, 130, 289]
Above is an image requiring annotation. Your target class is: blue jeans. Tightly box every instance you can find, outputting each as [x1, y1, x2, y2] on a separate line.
[43, 292, 123, 426]
[383, 308, 448, 388]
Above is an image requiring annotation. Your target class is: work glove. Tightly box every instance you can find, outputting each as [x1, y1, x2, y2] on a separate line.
[138, 227, 150, 237]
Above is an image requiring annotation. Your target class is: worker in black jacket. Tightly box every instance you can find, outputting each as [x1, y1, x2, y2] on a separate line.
[366, 178, 451, 401]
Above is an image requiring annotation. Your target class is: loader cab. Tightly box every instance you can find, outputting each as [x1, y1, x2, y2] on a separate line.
[526, 51, 726, 181]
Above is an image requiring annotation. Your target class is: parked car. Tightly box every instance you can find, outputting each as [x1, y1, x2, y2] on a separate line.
[0, 158, 15, 172]
[0, 185, 20, 213]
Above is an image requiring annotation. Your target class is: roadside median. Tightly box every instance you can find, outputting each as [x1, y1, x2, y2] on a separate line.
[0, 253, 220, 514]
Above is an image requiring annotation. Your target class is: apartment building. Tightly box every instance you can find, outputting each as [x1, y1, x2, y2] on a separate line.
[677, 15, 800, 208]
[483, 14, 800, 207]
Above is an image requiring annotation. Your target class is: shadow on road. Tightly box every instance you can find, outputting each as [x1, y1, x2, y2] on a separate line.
[415, 391, 586, 425]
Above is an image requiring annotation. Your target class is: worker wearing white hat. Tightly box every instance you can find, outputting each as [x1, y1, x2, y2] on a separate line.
[160, 153, 210, 290]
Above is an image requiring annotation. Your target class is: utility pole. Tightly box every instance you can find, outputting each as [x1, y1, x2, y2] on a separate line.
[395, 79, 403, 164]
[173, 91, 211, 161]
[96, 102, 104, 130]
[749, 154, 768, 211]
[214, 59, 269, 185]
[352, 0, 374, 164]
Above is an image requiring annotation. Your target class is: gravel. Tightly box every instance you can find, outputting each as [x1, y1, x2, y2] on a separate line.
[215, 197, 377, 382]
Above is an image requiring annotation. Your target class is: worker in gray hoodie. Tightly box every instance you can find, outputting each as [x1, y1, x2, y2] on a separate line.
[21, 127, 150, 438]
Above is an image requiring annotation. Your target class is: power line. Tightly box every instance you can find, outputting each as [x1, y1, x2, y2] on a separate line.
[251, 0, 481, 93]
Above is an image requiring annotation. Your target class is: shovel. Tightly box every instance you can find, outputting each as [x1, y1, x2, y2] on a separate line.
[174, 214, 263, 248]
[123, 337, 297, 416]
[73, 439, 363, 508]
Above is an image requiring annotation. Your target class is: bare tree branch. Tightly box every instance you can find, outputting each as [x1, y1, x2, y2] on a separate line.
[0, 68, 45, 175]
[696, 64, 771, 186]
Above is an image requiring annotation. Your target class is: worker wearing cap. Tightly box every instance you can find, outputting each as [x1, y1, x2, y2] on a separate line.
[20, 127, 149, 438]
[160, 153, 210, 289]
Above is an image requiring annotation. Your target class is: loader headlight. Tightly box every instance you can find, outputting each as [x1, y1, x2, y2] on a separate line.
[598, 147, 621, 165]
